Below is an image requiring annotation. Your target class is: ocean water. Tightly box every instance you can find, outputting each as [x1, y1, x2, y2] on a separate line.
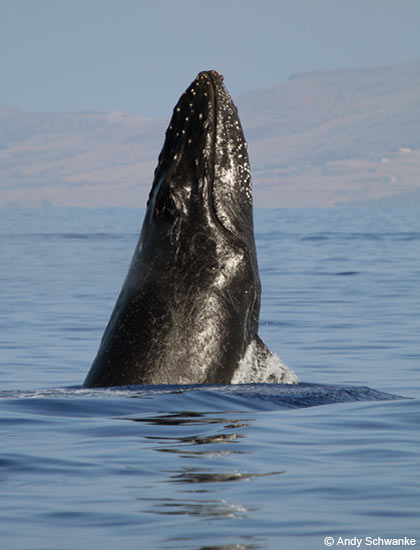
[0, 207, 419, 550]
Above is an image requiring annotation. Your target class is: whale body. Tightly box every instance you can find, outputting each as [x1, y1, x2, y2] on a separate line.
[83, 71, 298, 387]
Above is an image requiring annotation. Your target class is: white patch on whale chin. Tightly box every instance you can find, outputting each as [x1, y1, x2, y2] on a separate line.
[232, 340, 299, 384]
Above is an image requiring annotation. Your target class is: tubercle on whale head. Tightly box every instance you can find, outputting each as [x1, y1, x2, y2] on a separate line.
[147, 70, 254, 243]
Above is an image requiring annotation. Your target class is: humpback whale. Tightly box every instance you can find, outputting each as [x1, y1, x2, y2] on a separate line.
[83, 71, 298, 387]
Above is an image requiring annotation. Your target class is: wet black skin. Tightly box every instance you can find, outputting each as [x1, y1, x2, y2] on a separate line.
[83, 71, 270, 387]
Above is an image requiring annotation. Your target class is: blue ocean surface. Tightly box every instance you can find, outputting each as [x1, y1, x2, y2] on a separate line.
[0, 207, 419, 550]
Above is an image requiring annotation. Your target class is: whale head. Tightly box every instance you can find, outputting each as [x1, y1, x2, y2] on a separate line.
[145, 70, 255, 252]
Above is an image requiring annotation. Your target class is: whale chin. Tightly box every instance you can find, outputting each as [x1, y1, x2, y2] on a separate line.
[83, 71, 299, 388]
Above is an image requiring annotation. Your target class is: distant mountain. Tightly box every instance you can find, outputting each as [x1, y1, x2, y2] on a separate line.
[0, 103, 166, 207]
[1, 60, 420, 207]
[239, 61, 420, 206]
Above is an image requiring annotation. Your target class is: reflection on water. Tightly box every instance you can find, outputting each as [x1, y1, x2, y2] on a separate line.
[147, 432, 244, 445]
[148, 433, 244, 458]
[139, 496, 252, 518]
[120, 410, 272, 549]
[120, 411, 251, 427]
[204, 547, 258, 550]
[168, 468, 284, 484]
[191, 544, 260, 550]
[166, 541, 262, 550]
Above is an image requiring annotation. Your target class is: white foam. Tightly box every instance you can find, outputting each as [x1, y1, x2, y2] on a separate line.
[232, 340, 299, 384]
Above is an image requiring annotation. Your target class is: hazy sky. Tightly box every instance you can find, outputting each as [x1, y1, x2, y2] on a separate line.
[2, 0, 420, 119]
